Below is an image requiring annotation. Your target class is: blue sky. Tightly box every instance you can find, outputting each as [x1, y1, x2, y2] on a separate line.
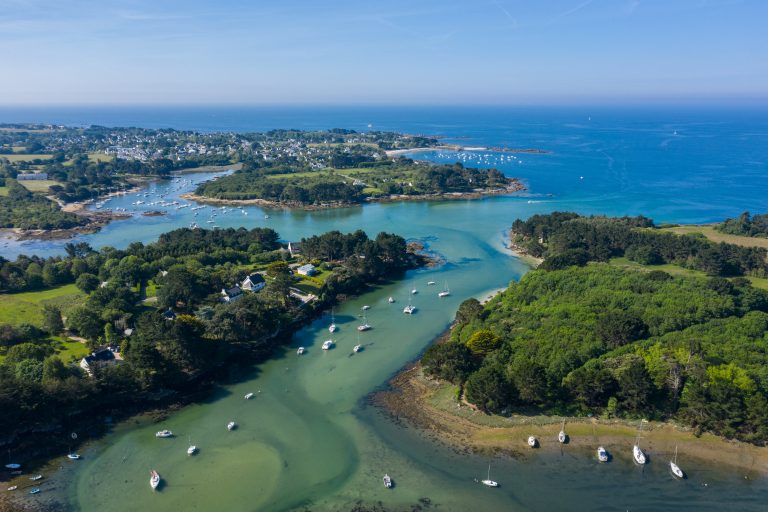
[0, 0, 765, 104]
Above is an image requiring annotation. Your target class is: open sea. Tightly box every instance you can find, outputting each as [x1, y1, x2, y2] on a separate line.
[1, 105, 767, 511]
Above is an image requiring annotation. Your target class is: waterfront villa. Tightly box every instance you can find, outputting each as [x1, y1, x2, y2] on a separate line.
[80, 348, 119, 376]
[241, 273, 266, 292]
[221, 285, 244, 302]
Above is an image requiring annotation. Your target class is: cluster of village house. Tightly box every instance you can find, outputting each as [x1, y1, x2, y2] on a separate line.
[80, 242, 319, 375]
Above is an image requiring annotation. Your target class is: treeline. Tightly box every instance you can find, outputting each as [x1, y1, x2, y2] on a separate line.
[0, 226, 416, 458]
[717, 211, 768, 238]
[196, 160, 517, 205]
[0, 180, 88, 230]
[511, 212, 768, 277]
[422, 265, 768, 444]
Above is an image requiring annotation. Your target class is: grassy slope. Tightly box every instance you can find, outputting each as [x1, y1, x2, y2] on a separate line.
[0, 284, 86, 326]
[660, 224, 768, 249]
[17, 179, 63, 193]
[0, 154, 53, 162]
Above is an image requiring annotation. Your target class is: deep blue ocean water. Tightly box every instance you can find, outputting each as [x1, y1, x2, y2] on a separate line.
[2, 104, 766, 227]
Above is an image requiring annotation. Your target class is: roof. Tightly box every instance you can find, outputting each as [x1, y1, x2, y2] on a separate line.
[223, 286, 243, 297]
[85, 348, 115, 364]
[244, 273, 265, 284]
[297, 263, 316, 272]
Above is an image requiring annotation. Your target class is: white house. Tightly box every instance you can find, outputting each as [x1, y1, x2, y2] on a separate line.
[241, 273, 266, 292]
[296, 264, 317, 276]
[80, 348, 118, 376]
[16, 172, 49, 181]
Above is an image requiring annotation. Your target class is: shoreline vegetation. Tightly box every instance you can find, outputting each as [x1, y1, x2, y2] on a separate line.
[373, 211, 768, 475]
[0, 227, 427, 480]
[372, 363, 768, 474]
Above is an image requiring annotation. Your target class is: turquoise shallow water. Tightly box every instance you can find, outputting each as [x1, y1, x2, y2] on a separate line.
[1, 106, 767, 510]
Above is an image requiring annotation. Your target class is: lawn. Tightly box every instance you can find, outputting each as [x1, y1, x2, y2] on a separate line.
[0, 154, 53, 162]
[88, 152, 114, 163]
[0, 186, 7, 196]
[51, 336, 90, 364]
[607, 257, 707, 279]
[659, 224, 768, 250]
[18, 179, 63, 193]
[0, 284, 86, 326]
[294, 269, 331, 295]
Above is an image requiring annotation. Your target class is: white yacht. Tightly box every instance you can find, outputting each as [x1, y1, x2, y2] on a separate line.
[67, 453, 81, 460]
[388, 297, 395, 303]
[361, 305, 371, 311]
[411, 288, 418, 295]
[322, 340, 334, 350]
[227, 421, 236, 431]
[558, 420, 567, 443]
[481, 464, 498, 487]
[357, 315, 371, 331]
[403, 304, 416, 314]
[150, 470, 161, 490]
[670, 445, 684, 478]
[297, 346, 305, 355]
[427, 281, 436, 286]
[597, 446, 608, 462]
[187, 445, 197, 456]
[438, 281, 451, 297]
[244, 392, 254, 400]
[353, 344, 362, 353]
[29, 474, 42, 481]
[527, 436, 537, 448]
[329, 308, 337, 333]
[383, 474, 392, 488]
[633, 421, 647, 465]
[155, 430, 173, 438]
[7, 486, 17, 491]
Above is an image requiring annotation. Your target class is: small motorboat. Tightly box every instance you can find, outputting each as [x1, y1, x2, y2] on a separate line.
[388, 297, 395, 303]
[361, 305, 371, 311]
[633, 444, 647, 465]
[227, 421, 236, 431]
[244, 392, 254, 400]
[353, 344, 362, 353]
[527, 436, 537, 448]
[7, 486, 17, 491]
[67, 453, 81, 460]
[383, 474, 392, 488]
[670, 445, 685, 478]
[4, 464, 20, 470]
[297, 347, 305, 355]
[427, 281, 436, 286]
[411, 288, 418, 295]
[322, 340, 334, 350]
[155, 430, 173, 438]
[29, 488, 40, 495]
[597, 446, 608, 462]
[403, 304, 416, 314]
[187, 445, 198, 456]
[150, 470, 161, 490]
[357, 323, 371, 332]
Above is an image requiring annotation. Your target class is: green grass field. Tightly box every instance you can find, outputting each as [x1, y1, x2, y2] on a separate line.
[0, 284, 86, 326]
[659, 224, 768, 250]
[88, 153, 114, 163]
[0, 186, 8, 196]
[18, 179, 62, 193]
[0, 154, 53, 162]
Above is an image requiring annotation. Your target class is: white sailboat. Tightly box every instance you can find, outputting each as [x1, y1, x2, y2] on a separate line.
[558, 420, 567, 443]
[597, 446, 608, 462]
[438, 281, 450, 297]
[149, 470, 161, 490]
[383, 474, 392, 488]
[244, 392, 254, 399]
[227, 421, 236, 431]
[388, 296, 395, 303]
[633, 421, 647, 465]
[403, 296, 416, 314]
[297, 346, 305, 355]
[322, 340, 334, 350]
[328, 308, 337, 333]
[670, 445, 685, 478]
[481, 463, 499, 487]
[527, 436, 537, 448]
[155, 430, 173, 438]
[67, 453, 81, 460]
[357, 314, 371, 331]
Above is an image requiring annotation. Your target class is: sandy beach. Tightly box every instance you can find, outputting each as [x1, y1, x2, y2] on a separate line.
[372, 365, 768, 475]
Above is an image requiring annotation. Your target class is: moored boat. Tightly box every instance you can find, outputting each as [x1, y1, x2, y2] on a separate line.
[150, 470, 161, 490]
[29, 474, 42, 481]
[297, 346, 305, 355]
[67, 453, 81, 460]
[155, 430, 173, 438]
[29, 488, 40, 495]
[558, 420, 567, 443]
[7, 486, 17, 491]
[244, 392, 254, 399]
[481, 464, 498, 487]
[438, 281, 451, 297]
[597, 446, 608, 462]
[388, 297, 395, 303]
[322, 340, 334, 350]
[227, 421, 236, 431]
[670, 445, 685, 478]
[4, 464, 20, 470]
[527, 436, 537, 448]
[403, 304, 416, 314]
[633, 444, 647, 465]
[187, 445, 197, 456]
[361, 305, 370, 310]
[383, 474, 392, 488]
[353, 344, 362, 353]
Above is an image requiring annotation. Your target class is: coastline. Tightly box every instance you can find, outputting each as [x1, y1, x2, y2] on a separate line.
[385, 145, 552, 158]
[181, 180, 526, 210]
[371, 363, 768, 475]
